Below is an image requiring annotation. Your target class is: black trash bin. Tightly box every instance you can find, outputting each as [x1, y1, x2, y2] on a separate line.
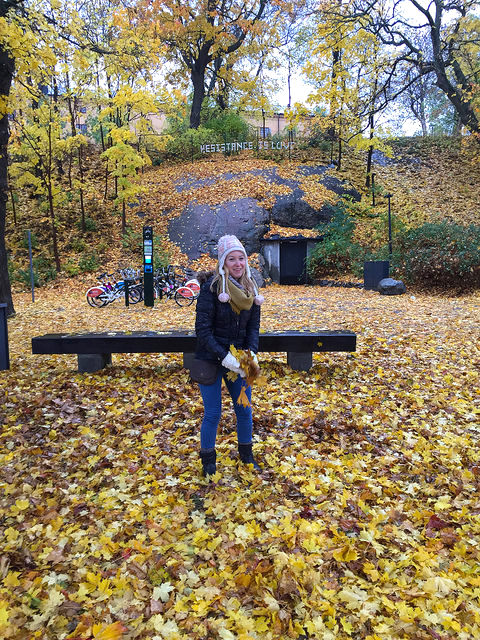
[0, 303, 10, 370]
[363, 261, 389, 291]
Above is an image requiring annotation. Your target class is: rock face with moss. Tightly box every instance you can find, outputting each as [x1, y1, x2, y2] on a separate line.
[168, 165, 360, 259]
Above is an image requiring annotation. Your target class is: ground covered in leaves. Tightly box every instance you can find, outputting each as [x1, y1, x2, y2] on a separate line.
[1, 283, 480, 639]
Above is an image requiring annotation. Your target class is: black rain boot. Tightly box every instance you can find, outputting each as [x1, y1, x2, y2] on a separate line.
[200, 449, 217, 476]
[238, 443, 260, 470]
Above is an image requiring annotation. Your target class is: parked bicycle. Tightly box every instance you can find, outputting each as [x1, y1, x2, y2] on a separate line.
[153, 266, 197, 307]
[86, 269, 143, 308]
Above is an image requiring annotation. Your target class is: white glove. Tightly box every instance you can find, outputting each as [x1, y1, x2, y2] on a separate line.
[222, 353, 245, 377]
[251, 351, 259, 365]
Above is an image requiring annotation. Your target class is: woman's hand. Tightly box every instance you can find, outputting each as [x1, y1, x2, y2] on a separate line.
[222, 353, 245, 377]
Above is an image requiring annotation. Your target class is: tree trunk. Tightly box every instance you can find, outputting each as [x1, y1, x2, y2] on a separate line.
[53, 77, 64, 176]
[190, 66, 207, 129]
[47, 123, 61, 272]
[78, 147, 86, 232]
[104, 165, 109, 200]
[0, 45, 14, 316]
[366, 80, 378, 188]
[327, 48, 341, 140]
[452, 110, 462, 137]
[121, 201, 126, 234]
[9, 184, 16, 226]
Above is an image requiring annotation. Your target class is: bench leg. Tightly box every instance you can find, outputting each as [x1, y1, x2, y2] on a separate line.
[78, 353, 112, 373]
[287, 352, 312, 372]
[183, 352, 195, 370]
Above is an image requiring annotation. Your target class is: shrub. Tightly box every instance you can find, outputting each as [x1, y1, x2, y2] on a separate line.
[13, 255, 57, 287]
[164, 126, 217, 161]
[307, 205, 366, 279]
[97, 241, 109, 256]
[204, 111, 249, 142]
[21, 231, 39, 250]
[121, 228, 142, 253]
[64, 259, 80, 277]
[153, 235, 170, 270]
[78, 251, 100, 273]
[70, 238, 86, 253]
[76, 217, 97, 232]
[391, 222, 480, 289]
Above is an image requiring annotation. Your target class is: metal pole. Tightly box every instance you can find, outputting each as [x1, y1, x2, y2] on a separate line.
[125, 280, 130, 307]
[27, 229, 35, 302]
[387, 194, 393, 258]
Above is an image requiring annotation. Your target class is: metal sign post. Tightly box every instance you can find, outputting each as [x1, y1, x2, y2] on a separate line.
[143, 225, 154, 307]
[387, 193, 393, 258]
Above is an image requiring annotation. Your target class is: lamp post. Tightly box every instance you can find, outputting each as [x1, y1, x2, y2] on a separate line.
[386, 193, 393, 258]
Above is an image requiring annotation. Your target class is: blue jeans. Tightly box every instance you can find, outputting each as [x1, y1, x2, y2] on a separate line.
[199, 368, 252, 450]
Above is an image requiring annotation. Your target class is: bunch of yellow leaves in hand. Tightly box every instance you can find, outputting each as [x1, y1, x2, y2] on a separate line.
[228, 346, 267, 407]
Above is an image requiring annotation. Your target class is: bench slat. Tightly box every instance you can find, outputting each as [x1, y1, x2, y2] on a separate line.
[32, 330, 356, 355]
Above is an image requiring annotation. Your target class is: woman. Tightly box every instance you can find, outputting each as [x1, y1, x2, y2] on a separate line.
[194, 235, 264, 476]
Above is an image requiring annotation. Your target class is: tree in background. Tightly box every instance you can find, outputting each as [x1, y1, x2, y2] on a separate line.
[344, 0, 480, 135]
[0, 0, 54, 315]
[127, 0, 270, 128]
[305, 1, 393, 178]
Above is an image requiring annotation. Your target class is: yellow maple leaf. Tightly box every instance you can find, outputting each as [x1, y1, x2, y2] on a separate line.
[236, 386, 250, 408]
[0, 603, 9, 627]
[333, 544, 358, 563]
[3, 572, 21, 587]
[340, 617, 353, 634]
[92, 621, 127, 640]
[423, 576, 456, 596]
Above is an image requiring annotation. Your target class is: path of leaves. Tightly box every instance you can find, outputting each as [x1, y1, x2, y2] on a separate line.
[1, 283, 480, 639]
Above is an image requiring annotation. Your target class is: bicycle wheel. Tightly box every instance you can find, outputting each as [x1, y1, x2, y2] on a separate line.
[184, 278, 200, 298]
[174, 287, 194, 307]
[128, 284, 144, 304]
[86, 287, 108, 308]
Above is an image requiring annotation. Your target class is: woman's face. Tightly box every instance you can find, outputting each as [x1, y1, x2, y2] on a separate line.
[225, 251, 246, 279]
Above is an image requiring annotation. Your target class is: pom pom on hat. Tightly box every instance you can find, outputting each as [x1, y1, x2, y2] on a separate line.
[218, 292, 230, 302]
[254, 294, 264, 306]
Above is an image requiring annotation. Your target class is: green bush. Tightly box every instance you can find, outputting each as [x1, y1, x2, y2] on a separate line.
[304, 118, 332, 151]
[78, 251, 100, 273]
[13, 255, 57, 287]
[21, 231, 39, 250]
[307, 205, 366, 279]
[64, 259, 80, 277]
[204, 111, 249, 142]
[391, 222, 480, 289]
[121, 228, 142, 253]
[76, 217, 97, 232]
[70, 237, 86, 253]
[153, 235, 170, 270]
[164, 126, 218, 161]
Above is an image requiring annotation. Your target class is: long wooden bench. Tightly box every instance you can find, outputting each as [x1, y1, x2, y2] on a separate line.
[32, 330, 356, 373]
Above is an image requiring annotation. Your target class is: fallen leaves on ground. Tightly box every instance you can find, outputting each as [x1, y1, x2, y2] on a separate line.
[1, 282, 480, 639]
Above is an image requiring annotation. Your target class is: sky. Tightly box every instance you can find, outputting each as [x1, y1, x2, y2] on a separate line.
[273, 72, 420, 137]
[269, 0, 442, 137]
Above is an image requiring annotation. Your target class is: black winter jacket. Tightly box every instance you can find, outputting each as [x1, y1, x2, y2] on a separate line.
[195, 276, 260, 362]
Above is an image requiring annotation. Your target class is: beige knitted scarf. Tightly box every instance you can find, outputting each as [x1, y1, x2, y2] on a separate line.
[218, 277, 254, 314]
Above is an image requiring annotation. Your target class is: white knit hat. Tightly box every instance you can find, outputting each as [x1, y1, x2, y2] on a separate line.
[217, 235, 264, 305]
